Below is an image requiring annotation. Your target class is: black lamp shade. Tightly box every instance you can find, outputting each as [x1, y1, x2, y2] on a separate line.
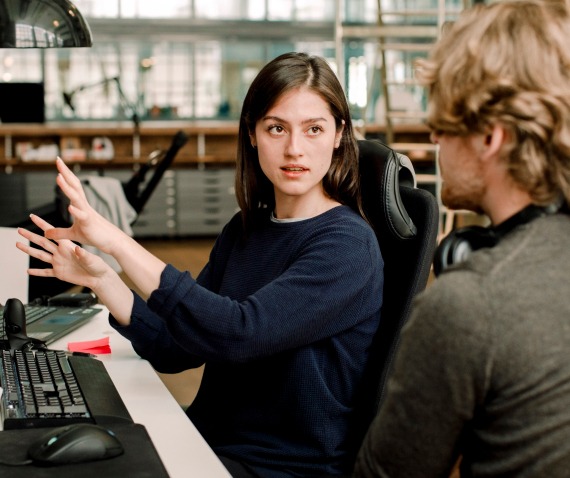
[0, 0, 92, 48]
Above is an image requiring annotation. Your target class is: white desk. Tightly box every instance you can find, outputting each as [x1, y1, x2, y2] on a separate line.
[50, 308, 231, 478]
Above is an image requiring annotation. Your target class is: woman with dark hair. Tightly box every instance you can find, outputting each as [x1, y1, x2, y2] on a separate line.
[236, 52, 364, 232]
[18, 52, 383, 477]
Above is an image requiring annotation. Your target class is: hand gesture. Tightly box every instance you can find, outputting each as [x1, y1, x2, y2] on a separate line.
[17, 214, 113, 291]
[45, 158, 125, 255]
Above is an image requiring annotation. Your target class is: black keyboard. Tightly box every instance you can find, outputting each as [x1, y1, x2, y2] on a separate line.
[0, 348, 133, 430]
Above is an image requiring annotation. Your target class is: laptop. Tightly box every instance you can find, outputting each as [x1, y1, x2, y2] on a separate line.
[0, 303, 102, 345]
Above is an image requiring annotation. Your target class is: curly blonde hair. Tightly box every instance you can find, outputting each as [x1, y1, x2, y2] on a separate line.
[416, 0, 570, 208]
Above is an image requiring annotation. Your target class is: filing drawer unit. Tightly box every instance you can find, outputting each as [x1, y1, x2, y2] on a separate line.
[175, 168, 238, 236]
[106, 167, 237, 238]
[107, 169, 177, 238]
[132, 170, 178, 237]
[0, 166, 237, 238]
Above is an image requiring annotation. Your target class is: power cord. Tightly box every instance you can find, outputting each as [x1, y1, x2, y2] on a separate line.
[0, 457, 33, 466]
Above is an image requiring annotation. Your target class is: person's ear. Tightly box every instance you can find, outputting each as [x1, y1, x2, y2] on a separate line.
[249, 132, 257, 148]
[334, 120, 345, 149]
[481, 123, 506, 160]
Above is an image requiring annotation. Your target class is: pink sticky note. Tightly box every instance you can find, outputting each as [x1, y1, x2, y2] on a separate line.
[68, 336, 111, 355]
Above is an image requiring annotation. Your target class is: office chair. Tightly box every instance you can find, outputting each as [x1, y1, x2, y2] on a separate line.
[348, 139, 440, 461]
[11, 130, 189, 300]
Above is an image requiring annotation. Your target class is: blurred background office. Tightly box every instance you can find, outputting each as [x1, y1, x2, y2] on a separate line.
[1, 0, 473, 240]
[0, 0, 466, 126]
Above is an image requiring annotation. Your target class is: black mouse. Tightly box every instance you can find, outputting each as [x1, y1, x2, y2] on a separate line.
[27, 423, 124, 466]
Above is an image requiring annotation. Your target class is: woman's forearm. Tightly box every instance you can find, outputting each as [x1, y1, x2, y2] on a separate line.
[105, 231, 167, 298]
[92, 269, 135, 325]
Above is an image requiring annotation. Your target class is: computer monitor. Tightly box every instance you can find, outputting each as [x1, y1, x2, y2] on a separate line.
[0, 82, 45, 123]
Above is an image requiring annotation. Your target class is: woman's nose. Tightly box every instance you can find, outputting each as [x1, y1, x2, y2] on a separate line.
[285, 132, 303, 157]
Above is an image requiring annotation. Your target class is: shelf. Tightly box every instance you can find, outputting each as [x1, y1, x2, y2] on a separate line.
[0, 121, 241, 169]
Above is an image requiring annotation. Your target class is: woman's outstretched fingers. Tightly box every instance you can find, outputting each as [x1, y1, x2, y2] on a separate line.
[26, 214, 72, 249]
[56, 157, 79, 183]
[56, 158, 87, 201]
[29, 213, 55, 233]
[16, 240, 54, 265]
[18, 226, 58, 256]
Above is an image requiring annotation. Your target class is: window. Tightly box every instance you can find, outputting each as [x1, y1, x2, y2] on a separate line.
[3, 0, 465, 123]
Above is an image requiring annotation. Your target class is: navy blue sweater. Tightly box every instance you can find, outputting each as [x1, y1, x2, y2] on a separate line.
[112, 205, 383, 476]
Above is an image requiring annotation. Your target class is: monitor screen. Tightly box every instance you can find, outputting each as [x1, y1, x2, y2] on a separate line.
[0, 82, 45, 123]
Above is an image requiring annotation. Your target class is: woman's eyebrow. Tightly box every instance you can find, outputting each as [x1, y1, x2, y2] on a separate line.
[261, 115, 329, 124]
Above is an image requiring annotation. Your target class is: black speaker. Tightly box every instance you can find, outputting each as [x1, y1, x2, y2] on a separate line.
[433, 204, 555, 276]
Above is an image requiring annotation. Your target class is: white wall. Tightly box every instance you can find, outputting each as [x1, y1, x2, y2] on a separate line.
[0, 227, 28, 305]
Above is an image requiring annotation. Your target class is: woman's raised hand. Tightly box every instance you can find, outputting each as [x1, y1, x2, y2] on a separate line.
[17, 214, 135, 325]
[45, 158, 124, 255]
[16, 214, 114, 291]
[19, 157, 167, 303]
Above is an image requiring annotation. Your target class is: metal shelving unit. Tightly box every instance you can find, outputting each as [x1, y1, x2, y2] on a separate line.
[335, 0, 471, 237]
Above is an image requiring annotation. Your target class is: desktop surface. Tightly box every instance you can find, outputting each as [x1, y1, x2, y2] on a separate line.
[1, 308, 230, 478]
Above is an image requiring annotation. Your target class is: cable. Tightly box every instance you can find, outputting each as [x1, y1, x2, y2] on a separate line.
[0, 458, 33, 466]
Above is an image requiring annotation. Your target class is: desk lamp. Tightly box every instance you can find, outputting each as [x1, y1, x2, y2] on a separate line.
[0, 0, 92, 48]
[63, 76, 142, 158]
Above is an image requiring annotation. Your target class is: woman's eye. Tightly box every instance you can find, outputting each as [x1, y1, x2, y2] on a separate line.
[268, 125, 284, 134]
[307, 126, 323, 135]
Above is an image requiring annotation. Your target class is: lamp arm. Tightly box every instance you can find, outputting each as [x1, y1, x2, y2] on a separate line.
[111, 77, 140, 127]
[66, 76, 140, 124]
[72, 77, 116, 95]
[109, 77, 141, 158]
[64, 76, 142, 158]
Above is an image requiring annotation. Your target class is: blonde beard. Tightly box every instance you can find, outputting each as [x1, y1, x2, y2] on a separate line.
[440, 179, 486, 216]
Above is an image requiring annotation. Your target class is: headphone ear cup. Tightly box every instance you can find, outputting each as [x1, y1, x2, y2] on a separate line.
[434, 204, 556, 277]
[433, 226, 495, 276]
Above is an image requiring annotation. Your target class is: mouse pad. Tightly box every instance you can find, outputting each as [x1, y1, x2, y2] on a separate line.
[0, 423, 170, 477]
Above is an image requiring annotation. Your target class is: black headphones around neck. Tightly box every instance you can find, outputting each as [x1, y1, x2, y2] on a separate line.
[433, 204, 558, 277]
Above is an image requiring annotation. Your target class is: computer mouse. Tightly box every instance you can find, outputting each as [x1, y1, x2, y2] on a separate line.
[27, 423, 124, 466]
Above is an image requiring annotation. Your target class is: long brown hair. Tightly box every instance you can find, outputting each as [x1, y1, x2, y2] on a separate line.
[235, 52, 362, 234]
